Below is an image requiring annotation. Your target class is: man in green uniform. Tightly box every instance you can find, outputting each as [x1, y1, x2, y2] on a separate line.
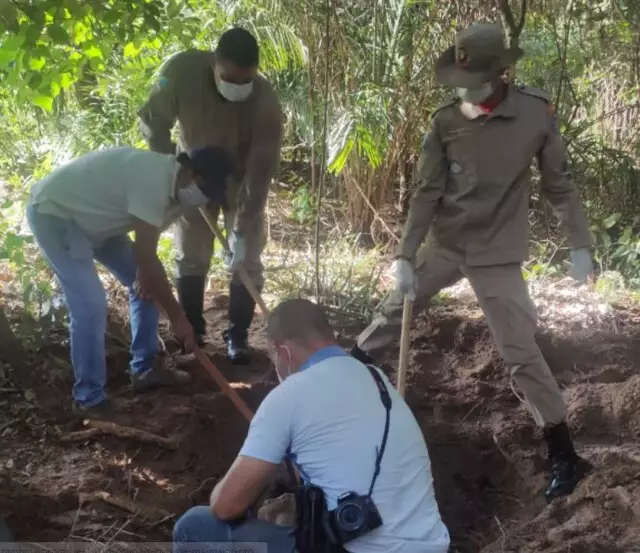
[351, 23, 594, 502]
[139, 27, 283, 364]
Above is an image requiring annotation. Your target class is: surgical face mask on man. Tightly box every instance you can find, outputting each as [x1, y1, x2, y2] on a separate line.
[456, 81, 495, 104]
[177, 183, 209, 207]
[214, 66, 253, 102]
[274, 344, 293, 384]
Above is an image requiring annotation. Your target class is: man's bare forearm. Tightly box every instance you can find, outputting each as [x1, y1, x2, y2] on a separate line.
[137, 256, 183, 321]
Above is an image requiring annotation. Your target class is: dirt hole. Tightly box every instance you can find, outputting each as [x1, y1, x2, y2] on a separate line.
[2, 305, 640, 552]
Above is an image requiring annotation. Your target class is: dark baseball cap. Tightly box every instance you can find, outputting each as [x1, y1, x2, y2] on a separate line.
[177, 146, 233, 206]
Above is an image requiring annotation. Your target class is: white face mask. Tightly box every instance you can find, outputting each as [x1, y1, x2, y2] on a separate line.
[274, 345, 292, 383]
[457, 82, 495, 104]
[177, 183, 209, 207]
[214, 67, 253, 102]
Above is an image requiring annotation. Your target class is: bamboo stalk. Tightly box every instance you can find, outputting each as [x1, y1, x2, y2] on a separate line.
[397, 296, 413, 397]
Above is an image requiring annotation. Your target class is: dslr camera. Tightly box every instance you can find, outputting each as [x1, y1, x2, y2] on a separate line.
[326, 491, 383, 545]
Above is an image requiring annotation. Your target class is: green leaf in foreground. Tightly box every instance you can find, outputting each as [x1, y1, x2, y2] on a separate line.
[33, 94, 53, 111]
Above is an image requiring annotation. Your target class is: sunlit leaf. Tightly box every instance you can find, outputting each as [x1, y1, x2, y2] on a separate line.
[603, 212, 622, 229]
[73, 21, 90, 43]
[33, 94, 53, 111]
[83, 44, 103, 59]
[123, 42, 139, 58]
[28, 56, 46, 70]
[59, 72, 73, 88]
[50, 80, 61, 97]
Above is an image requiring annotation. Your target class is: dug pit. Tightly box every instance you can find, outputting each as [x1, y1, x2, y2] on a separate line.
[2, 299, 640, 552]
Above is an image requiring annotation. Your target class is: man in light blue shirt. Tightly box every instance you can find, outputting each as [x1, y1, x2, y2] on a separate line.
[173, 298, 450, 553]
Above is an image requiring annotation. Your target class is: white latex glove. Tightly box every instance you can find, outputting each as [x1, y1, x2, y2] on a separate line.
[568, 247, 594, 284]
[392, 258, 416, 301]
[224, 231, 246, 272]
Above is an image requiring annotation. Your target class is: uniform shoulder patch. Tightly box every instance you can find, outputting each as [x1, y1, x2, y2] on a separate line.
[515, 84, 551, 104]
[430, 96, 458, 119]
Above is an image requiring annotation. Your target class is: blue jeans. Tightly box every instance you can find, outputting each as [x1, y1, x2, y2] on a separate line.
[173, 506, 295, 553]
[27, 205, 160, 407]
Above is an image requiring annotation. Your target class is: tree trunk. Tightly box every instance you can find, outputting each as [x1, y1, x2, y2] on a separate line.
[397, 3, 417, 215]
[497, 0, 528, 81]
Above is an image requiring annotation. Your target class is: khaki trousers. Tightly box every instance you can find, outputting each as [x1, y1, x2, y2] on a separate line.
[173, 203, 266, 289]
[357, 246, 566, 427]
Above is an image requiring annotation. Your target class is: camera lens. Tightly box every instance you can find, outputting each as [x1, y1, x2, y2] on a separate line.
[336, 502, 365, 532]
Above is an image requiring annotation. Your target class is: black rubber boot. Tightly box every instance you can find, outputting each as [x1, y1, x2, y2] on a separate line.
[176, 275, 207, 347]
[543, 422, 593, 502]
[223, 281, 256, 365]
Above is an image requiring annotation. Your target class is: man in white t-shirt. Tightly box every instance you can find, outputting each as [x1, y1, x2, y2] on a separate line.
[173, 298, 450, 553]
[27, 146, 233, 419]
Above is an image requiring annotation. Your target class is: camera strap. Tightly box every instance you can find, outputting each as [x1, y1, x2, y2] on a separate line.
[365, 364, 392, 497]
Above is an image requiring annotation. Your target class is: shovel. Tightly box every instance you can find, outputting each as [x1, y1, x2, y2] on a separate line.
[396, 295, 413, 397]
[192, 345, 299, 485]
[198, 207, 270, 317]
[193, 346, 255, 421]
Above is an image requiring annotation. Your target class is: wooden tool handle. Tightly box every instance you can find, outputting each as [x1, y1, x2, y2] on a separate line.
[397, 295, 413, 397]
[193, 347, 254, 422]
[198, 207, 270, 316]
[193, 347, 299, 485]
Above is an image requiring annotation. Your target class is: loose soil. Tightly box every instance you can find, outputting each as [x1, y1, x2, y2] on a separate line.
[2, 292, 640, 552]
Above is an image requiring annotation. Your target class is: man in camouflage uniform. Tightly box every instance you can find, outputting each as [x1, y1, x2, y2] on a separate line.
[139, 27, 283, 364]
[351, 23, 594, 502]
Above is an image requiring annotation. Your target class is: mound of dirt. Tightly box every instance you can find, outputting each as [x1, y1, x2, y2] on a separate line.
[1, 293, 640, 552]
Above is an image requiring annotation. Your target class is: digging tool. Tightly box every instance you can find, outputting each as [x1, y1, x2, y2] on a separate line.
[397, 295, 413, 397]
[192, 345, 300, 485]
[198, 207, 269, 317]
[193, 346, 255, 421]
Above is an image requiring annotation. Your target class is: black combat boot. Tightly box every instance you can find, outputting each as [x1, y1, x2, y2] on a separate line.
[543, 422, 593, 502]
[176, 275, 207, 347]
[223, 281, 256, 364]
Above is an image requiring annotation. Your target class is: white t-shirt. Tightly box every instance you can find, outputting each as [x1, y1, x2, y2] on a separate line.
[29, 147, 182, 242]
[239, 347, 450, 553]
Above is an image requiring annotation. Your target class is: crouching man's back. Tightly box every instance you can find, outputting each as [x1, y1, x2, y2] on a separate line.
[173, 298, 450, 553]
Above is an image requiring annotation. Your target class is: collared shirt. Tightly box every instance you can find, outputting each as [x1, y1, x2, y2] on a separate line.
[398, 84, 592, 266]
[239, 347, 450, 553]
[299, 344, 348, 372]
[29, 147, 182, 243]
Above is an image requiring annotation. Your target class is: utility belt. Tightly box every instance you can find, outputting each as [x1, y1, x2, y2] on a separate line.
[293, 365, 392, 553]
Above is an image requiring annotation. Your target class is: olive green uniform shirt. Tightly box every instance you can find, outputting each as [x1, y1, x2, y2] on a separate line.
[138, 49, 283, 236]
[398, 84, 592, 265]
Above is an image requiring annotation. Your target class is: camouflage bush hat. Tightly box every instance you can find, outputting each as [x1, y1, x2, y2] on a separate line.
[435, 22, 524, 88]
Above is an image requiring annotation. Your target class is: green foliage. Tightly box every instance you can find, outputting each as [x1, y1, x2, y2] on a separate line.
[291, 185, 316, 224]
[0, 218, 53, 316]
[0, 0, 639, 336]
[591, 213, 640, 288]
[0, 0, 190, 111]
